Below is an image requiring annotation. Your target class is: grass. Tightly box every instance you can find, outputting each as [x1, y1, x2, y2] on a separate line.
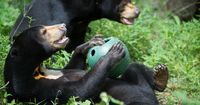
[0, 0, 200, 104]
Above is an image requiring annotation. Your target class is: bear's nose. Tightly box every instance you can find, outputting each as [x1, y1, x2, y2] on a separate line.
[134, 7, 140, 18]
[59, 23, 67, 31]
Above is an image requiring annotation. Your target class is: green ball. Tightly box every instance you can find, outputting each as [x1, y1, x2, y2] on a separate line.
[87, 37, 130, 78]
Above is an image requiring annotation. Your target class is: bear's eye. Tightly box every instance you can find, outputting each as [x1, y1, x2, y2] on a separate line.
[42, 29, 47, 35]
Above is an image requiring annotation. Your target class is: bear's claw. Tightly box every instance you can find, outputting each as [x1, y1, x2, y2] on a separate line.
[106, 42, 125, 66]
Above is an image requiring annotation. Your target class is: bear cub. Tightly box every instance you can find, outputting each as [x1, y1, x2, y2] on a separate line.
[5, 24, 169, 105]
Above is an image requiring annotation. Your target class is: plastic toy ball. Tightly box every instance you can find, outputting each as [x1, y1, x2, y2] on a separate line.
[87, 37, 130, 78]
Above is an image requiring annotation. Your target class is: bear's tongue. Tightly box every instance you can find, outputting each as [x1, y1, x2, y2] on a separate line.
[122, 18, 134, 25]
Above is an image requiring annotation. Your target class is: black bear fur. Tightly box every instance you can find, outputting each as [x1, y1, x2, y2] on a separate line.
[5, 24, 126, 104]
[10, 0, 140, 52]
[5, 24, 169, 105]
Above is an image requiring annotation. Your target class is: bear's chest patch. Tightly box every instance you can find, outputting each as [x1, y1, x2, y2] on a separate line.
[33, 66, 64, 80]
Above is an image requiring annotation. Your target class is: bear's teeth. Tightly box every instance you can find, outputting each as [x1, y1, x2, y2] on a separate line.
[57, 36, 68, 44]
[123, 18, 134, 25]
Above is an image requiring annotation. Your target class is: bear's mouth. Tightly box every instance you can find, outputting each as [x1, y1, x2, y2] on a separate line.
[119, 3, 140, 25]
[43, 23, 69, 48]
[52, 29, 69, 48]
[54, 35, 69, 46]
[120, 17, 135, 25]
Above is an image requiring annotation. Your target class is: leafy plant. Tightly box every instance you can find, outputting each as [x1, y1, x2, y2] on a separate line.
[44, 50, 71, 69]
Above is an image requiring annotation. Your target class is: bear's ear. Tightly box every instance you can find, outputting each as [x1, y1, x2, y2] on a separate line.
[10, 47, 19, 58]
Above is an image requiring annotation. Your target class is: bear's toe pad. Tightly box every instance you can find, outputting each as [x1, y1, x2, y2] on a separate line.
[153, 64, 169, 92]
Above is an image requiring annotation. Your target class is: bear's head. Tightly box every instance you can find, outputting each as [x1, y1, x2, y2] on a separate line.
[98, 0, 140, 25]
[11, 23, 69, 58]
[65, 0, 139, 25]
[4, 24, 69, 99]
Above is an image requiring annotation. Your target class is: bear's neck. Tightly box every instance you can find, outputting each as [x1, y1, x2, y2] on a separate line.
[13, 56, 44, 77]
[64, 0, 102, 22]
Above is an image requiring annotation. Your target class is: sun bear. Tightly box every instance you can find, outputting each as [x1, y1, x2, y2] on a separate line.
[5, 24, 168, 105]
[4, 23, 126, 104]
[10, 0, 140, 52]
